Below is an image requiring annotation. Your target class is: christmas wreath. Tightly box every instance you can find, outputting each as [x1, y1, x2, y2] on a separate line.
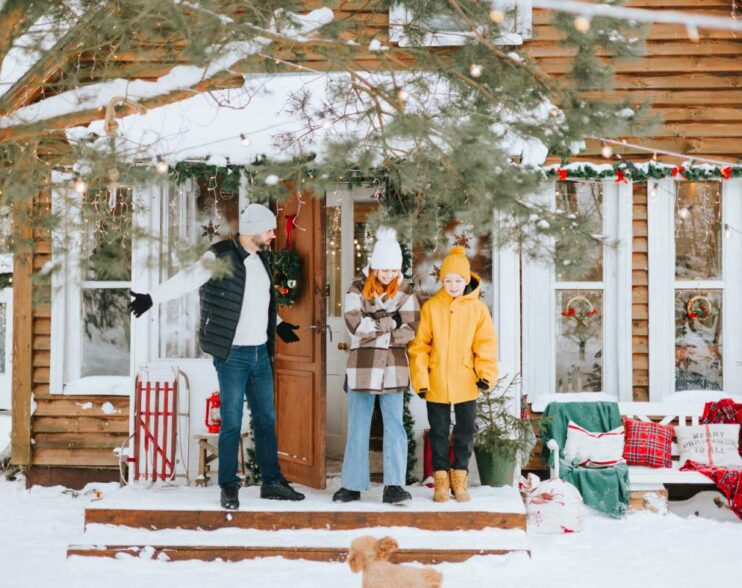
[686, 295, 717, 321]
[272, 249, 302, 306]
[561, 295, 599, 325]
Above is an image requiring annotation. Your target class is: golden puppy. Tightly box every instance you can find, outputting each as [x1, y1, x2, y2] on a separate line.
[347, 535, 443, 588]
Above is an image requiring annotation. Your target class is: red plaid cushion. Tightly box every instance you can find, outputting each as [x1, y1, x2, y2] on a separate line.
[622, 418, 673, 468]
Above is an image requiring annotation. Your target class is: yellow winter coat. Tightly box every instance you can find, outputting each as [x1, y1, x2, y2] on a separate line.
[408, 273, 498, 404]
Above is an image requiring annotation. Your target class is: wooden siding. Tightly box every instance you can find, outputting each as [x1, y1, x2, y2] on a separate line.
[12, 1, 742, 470]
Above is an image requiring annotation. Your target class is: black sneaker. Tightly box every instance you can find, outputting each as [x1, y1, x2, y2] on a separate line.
[260, 479, 306, 501]
[332, 487, 361, 503]
[383, 485, 412, 504]
[220, 484, 240, 510]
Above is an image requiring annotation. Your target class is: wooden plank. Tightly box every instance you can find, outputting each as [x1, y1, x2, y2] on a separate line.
[33, 350, 50, 368]
[658, 108, 742, 123]
[633, 355, 649, 370]
[33, 384, 50, 396]
[33, 336, 51, 351]
[632, 286, 649, 304]
[526, 41, 742, 58]
[84, 508, 526, 531]
[537, 56, 742, 75]
[632, 386, 649, 402]
[599, 75, 742, 91]
[632, 304, 648, 320]
[32, 416, 129, 434]
[34, 433, 128, 449]
[67, 544, 528, 563]
[633, 223, 648, 238]
[634, 238, 648, 253]
[33, 367, 50, 384]
[34, 317, 51, 335]
[654, 123, 742, 138]
[532, 23, 739, 43]
[583, 138, 742, 155]
[632, 321, 648, 337]
[32, 447, 119, 467]
[34, 397, 129, 417]
[585, 90, 742, 106]
[634, 371, 649, 386]
[632, 253, 648, 270]
[11, 181, 35, 465]
[632, 272, 649, 287]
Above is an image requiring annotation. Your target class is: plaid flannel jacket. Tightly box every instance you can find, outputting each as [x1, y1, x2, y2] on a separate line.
[343, 277, 420, 394]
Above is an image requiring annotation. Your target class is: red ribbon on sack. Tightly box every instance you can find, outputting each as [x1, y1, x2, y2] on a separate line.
[558, 168, 568, 181]
[285, 214, 296, 250]
[615, 169, 628, 184]
[722, 167, 732, 180]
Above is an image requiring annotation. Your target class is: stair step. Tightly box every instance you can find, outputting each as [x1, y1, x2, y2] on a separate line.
[84, 485, 526, 532]
[68, 527, 530, 563]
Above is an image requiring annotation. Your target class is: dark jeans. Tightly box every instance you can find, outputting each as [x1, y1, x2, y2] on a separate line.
[213, 344, 282, 488]
[426, 400, 477, 472]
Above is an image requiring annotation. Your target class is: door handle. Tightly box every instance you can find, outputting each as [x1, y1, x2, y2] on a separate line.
[337, 342, 349, 351]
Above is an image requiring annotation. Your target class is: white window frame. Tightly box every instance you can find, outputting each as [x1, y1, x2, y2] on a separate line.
[647, 177, 742, 401]
[50, 175, 150, 393]
[523, 179, 633, 407]
[389, 0, 532, 47]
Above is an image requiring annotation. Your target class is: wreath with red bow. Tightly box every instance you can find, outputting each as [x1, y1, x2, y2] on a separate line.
[272, 214, 303, 306]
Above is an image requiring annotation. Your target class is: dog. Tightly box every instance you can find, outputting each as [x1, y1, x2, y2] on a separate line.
[347, 535, 443, 588]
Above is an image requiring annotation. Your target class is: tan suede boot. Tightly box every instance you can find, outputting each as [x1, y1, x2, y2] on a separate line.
[450, 469, 471, 502]
[433, 470, 450, 502]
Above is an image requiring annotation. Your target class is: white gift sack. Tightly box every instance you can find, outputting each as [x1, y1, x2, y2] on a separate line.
[520, 473, 585, 534]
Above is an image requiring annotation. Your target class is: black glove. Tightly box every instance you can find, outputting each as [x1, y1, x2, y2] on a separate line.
[276, 321, 300, 343]
[128, 291, 153, 318]
[476, 379, 490, 391]
[391, 312, 402, 329]
[418, 388, 427, 399]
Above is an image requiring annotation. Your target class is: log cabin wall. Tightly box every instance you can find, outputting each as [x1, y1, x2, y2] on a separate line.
[11, 0, 741, 480]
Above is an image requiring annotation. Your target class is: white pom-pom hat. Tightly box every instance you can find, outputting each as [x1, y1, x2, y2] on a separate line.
[369, 226, 403, 270]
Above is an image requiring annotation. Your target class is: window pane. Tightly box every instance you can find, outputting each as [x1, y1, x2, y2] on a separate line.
[83, 189, 132, 281]
[326, 203, 343, 317]
[81, 288, 130, 377]
[556, 289, 603, 392]
[555, 182, 603, 282]
[675, 181, 722, 280]
[675, 289, 722, 391]
[353, 201, 379, 278]
[0, 303, 5, 374]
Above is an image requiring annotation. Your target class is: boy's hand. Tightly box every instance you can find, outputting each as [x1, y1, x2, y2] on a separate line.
[276, 322, 300, 343]
[128, 291, 153, 317]
[418, 388, 427, 399]
[476, 379, 490, 391]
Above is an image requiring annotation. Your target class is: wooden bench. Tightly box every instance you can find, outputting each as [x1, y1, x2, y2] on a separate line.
[193, 432, 251, 486]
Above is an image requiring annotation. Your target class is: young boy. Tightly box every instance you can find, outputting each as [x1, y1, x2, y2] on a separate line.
[408, 246, 498, 502]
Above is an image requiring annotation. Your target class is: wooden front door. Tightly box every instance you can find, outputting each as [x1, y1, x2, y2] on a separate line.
[273, 190, 326, 488]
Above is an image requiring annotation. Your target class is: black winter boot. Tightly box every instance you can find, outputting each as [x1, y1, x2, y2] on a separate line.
[332, 487, 361, 503]
[220, 483, 240, 510]
[260, 479, 305, 501]
[383, 485, 412, 504]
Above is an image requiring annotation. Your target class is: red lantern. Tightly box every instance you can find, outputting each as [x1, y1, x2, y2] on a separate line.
[205, 391, 221, 433]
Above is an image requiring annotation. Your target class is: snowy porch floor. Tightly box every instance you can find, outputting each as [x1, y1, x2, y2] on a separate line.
[69, 484, 529, 563]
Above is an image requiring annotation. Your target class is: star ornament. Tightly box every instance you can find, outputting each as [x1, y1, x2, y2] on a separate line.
[201, 220, 221, 241]
[453, 233, 472, 249]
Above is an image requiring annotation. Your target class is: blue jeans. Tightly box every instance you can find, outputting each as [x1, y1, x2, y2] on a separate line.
[213, 344, 282, 488]
[341, 390, 407, 491]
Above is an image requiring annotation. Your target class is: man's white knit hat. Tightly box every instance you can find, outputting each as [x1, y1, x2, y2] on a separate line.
[369, 226, 403, 270]
[239, 203, 277, 236]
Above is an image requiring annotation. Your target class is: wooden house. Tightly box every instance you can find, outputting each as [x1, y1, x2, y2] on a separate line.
[3, 1, 741, 488]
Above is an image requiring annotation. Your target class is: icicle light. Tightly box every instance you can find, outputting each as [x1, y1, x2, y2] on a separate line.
[601, 143, 613, 158]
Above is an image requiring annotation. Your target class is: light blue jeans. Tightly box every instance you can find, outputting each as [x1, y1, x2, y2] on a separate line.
[341, 389, 407, 491]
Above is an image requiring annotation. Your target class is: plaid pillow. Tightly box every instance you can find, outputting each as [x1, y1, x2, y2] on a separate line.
[622, 418, 673, 468]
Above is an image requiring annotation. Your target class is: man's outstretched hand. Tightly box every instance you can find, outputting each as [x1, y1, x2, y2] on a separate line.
[128, 291, 153, 317]
[276, 321, 300, 343]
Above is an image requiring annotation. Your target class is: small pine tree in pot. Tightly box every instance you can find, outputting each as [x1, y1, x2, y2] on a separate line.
[474, 375, 536, 487]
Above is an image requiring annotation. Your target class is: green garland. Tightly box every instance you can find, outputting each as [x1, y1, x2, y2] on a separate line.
[403, 390, 418, 485]
[546, 163, 742, 183]
[272, 249, 303, 306]
[170, 161, 250, 193]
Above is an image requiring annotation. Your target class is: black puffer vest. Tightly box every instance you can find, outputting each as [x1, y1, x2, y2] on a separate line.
[198, 236, 277, 361]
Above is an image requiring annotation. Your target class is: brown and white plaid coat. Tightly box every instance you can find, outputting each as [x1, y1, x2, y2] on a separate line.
[344, 275, 420, 394]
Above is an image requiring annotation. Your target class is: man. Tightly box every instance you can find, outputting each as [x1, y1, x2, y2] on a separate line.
[129, 203, 305, 509]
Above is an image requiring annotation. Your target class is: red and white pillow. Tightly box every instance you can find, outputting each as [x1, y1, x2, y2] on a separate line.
[676, 424, 742, 468]
[622, 418, 674, 468]
[563, 421, 625, 468]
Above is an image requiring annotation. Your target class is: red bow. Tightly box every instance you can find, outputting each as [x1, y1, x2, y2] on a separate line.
[672, 167, 682, 177]
[615, 169, 628, 184]
[285, 214, 296, 250]
[558, 168, 568, 180]
[722, 167, 732, 180]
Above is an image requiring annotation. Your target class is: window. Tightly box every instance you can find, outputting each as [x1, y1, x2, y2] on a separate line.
[648, 178, 742, 399]
[390, 1, 532, 47]
[523, 179, 633, 405]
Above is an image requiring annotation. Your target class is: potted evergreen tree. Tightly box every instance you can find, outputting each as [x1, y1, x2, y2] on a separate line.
[474, 375, 535, 487]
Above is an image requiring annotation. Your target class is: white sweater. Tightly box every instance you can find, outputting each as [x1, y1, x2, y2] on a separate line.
[150, 249, 278, 346]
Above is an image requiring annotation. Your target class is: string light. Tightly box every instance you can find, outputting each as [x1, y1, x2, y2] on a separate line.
[155, 156, 168, 175]
[489, 9, 505, 24]
[686, 24, 700, 42]
[396, 87, 409, 103]
[574, 16, 591, 33]
[73, 176, 87, 193]
[649, 183, 658, 198]
[469, 63, 483, 78]
[549, 107, 560, 118]
[240, 133, 251, 146]
[724, 224, 732, 239]
[601, 142, 613, 158]
[678, 207, 690, 219]
[652, 152, 658, 161]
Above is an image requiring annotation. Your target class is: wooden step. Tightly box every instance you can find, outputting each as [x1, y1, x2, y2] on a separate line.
[67, 544, 526, 563]
[84, 485, 526, 532]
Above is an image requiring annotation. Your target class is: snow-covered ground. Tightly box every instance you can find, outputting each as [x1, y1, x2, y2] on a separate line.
[0, 477, 740, 588]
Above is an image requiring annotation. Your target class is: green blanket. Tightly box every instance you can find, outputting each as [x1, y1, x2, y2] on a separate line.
[540, 401, 629, 518]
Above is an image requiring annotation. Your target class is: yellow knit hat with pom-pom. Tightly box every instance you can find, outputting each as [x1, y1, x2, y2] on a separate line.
[440, 246, 471, 284]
